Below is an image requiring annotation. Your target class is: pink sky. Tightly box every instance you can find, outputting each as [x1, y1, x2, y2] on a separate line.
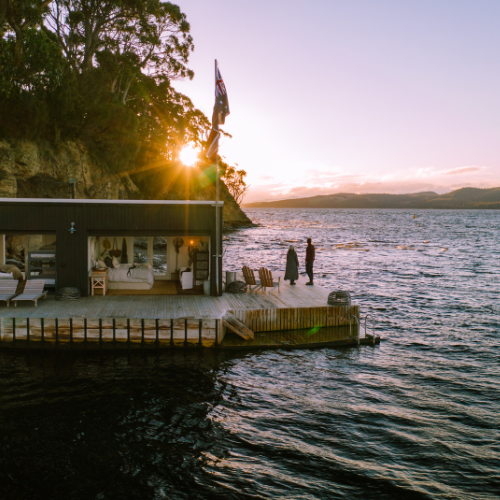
[173, 0, 500, 203]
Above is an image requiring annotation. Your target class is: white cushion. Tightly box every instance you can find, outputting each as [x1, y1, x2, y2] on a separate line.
[98, 259, 106, 268]
[112, 256, 121, 268]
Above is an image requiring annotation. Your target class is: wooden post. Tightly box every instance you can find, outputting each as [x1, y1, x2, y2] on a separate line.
[155, 319, 159, 349]
[99, 319, 102, 349]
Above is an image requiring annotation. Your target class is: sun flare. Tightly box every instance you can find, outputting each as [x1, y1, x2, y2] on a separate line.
[179, 145, 199, 167]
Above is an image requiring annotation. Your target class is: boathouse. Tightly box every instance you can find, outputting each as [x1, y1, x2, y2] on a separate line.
[0, 198, 223, 296]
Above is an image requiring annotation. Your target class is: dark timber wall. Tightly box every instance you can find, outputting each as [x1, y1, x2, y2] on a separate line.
[0, 201, 222, 296]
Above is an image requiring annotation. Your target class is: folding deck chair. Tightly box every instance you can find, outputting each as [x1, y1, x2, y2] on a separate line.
[242, 266, 262, 292]
[0, 280, 19, 307]
[11, 280, 47, 307]
[258, 268, 280, 294]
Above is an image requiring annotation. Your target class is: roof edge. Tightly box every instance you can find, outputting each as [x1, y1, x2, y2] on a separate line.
[0, 198, 223, 206]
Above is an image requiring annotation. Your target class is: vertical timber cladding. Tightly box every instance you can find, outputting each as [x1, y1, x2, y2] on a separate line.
[232, 305, 360, 333]
[0, 200, 219, 296]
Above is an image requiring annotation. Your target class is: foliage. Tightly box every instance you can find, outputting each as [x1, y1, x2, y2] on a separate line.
[0, 0, 213, 177]
[221, 162, 249, 205]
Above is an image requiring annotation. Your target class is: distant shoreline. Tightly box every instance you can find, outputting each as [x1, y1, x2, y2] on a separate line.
[243, 187, 500, 210]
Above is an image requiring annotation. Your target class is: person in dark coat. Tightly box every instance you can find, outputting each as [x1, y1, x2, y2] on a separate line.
[284, 245, 299, 285]
[305, 237, 315, 285]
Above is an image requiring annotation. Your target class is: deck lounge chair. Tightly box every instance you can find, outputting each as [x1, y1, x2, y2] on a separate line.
[258, 268, 280, 294]
[0, 280, 19, 307]
[11, 280, 47, 307]
[242, 266, 262, 292]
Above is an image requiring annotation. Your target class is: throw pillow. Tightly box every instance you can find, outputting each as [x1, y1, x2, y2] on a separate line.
[104, 256, 114, 268]
[112, 256, 121, 268]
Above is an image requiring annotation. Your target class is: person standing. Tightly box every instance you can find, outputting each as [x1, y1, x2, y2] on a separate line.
[284, 245, 299, 285]
[305, 238, 315, 285]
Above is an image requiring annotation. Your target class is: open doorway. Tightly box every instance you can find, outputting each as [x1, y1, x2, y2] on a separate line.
[88, 235, 210, 296]
[1, 233, 56, 286]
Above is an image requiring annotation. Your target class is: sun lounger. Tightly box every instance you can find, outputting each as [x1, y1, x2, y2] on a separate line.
[258, 268, 280, 294]
[0, 280, 19, 307]
[242, 266, 262, 292]
[11, 280, 47, 307]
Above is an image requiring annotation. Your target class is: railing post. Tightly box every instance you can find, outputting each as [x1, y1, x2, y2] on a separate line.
[350, 315, 360, 346]
[364, 314, 376, 346]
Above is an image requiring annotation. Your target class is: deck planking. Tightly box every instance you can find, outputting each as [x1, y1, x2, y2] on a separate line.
[0, 279, 335, 320]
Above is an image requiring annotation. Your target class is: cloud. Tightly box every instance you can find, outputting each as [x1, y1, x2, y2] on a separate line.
[242, 163, 498, 203]
[444, 166, 483, 175]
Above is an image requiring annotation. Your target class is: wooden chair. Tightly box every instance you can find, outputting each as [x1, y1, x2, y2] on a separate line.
[242, 266, 262, 292]
[258, 268, 280, 294]
[0, 280, 19, 307]
[11, 280, 47, 307]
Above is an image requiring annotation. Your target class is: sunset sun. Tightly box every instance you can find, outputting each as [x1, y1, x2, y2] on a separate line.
[179, 145, 199, 167]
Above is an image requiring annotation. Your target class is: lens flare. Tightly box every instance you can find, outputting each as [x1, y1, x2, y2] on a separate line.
[179, 146, 198, 167]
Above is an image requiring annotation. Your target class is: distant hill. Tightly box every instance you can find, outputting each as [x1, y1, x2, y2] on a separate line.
[244, 187, 500, 209]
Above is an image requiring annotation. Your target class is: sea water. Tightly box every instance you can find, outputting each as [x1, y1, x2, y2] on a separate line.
[0, 209, 498, 499]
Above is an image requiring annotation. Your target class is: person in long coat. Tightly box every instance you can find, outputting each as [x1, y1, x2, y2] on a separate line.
[284, 245, 299, 285]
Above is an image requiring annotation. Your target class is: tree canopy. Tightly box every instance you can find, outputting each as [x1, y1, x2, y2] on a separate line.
[0, 0, 213, 177]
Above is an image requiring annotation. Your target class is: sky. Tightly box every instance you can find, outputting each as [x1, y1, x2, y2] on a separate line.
[173, 0, 500, 203]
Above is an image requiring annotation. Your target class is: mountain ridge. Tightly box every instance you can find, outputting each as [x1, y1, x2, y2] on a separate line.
[244, 187, 500, 209]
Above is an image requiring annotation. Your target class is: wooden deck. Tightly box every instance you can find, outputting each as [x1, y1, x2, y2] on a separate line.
[0, 278, 379, 349]
[0, 277, 333, 320]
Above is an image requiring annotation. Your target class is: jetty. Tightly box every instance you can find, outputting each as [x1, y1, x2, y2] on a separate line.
[0, 198, 380, 350]
[0, 276, 379, 350]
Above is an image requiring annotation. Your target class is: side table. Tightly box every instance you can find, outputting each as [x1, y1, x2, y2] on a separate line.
[91, 268, 109, 296]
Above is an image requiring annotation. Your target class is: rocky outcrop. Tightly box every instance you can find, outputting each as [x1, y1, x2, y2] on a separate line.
[0, 139, 139, 200]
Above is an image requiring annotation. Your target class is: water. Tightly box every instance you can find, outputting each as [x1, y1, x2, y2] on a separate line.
[1, 209, 499, 499]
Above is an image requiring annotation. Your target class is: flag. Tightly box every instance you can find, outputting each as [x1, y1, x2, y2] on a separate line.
[213, 63, 230, 125]
[206, 61, 229, 161]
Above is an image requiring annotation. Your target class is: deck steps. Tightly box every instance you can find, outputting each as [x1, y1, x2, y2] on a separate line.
[222, 313, 254, 340]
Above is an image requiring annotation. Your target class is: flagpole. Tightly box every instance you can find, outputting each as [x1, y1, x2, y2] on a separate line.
[215, 59, 221, 296]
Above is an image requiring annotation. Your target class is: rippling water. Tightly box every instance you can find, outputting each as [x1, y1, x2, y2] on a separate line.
[1, 209, 499, 499]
